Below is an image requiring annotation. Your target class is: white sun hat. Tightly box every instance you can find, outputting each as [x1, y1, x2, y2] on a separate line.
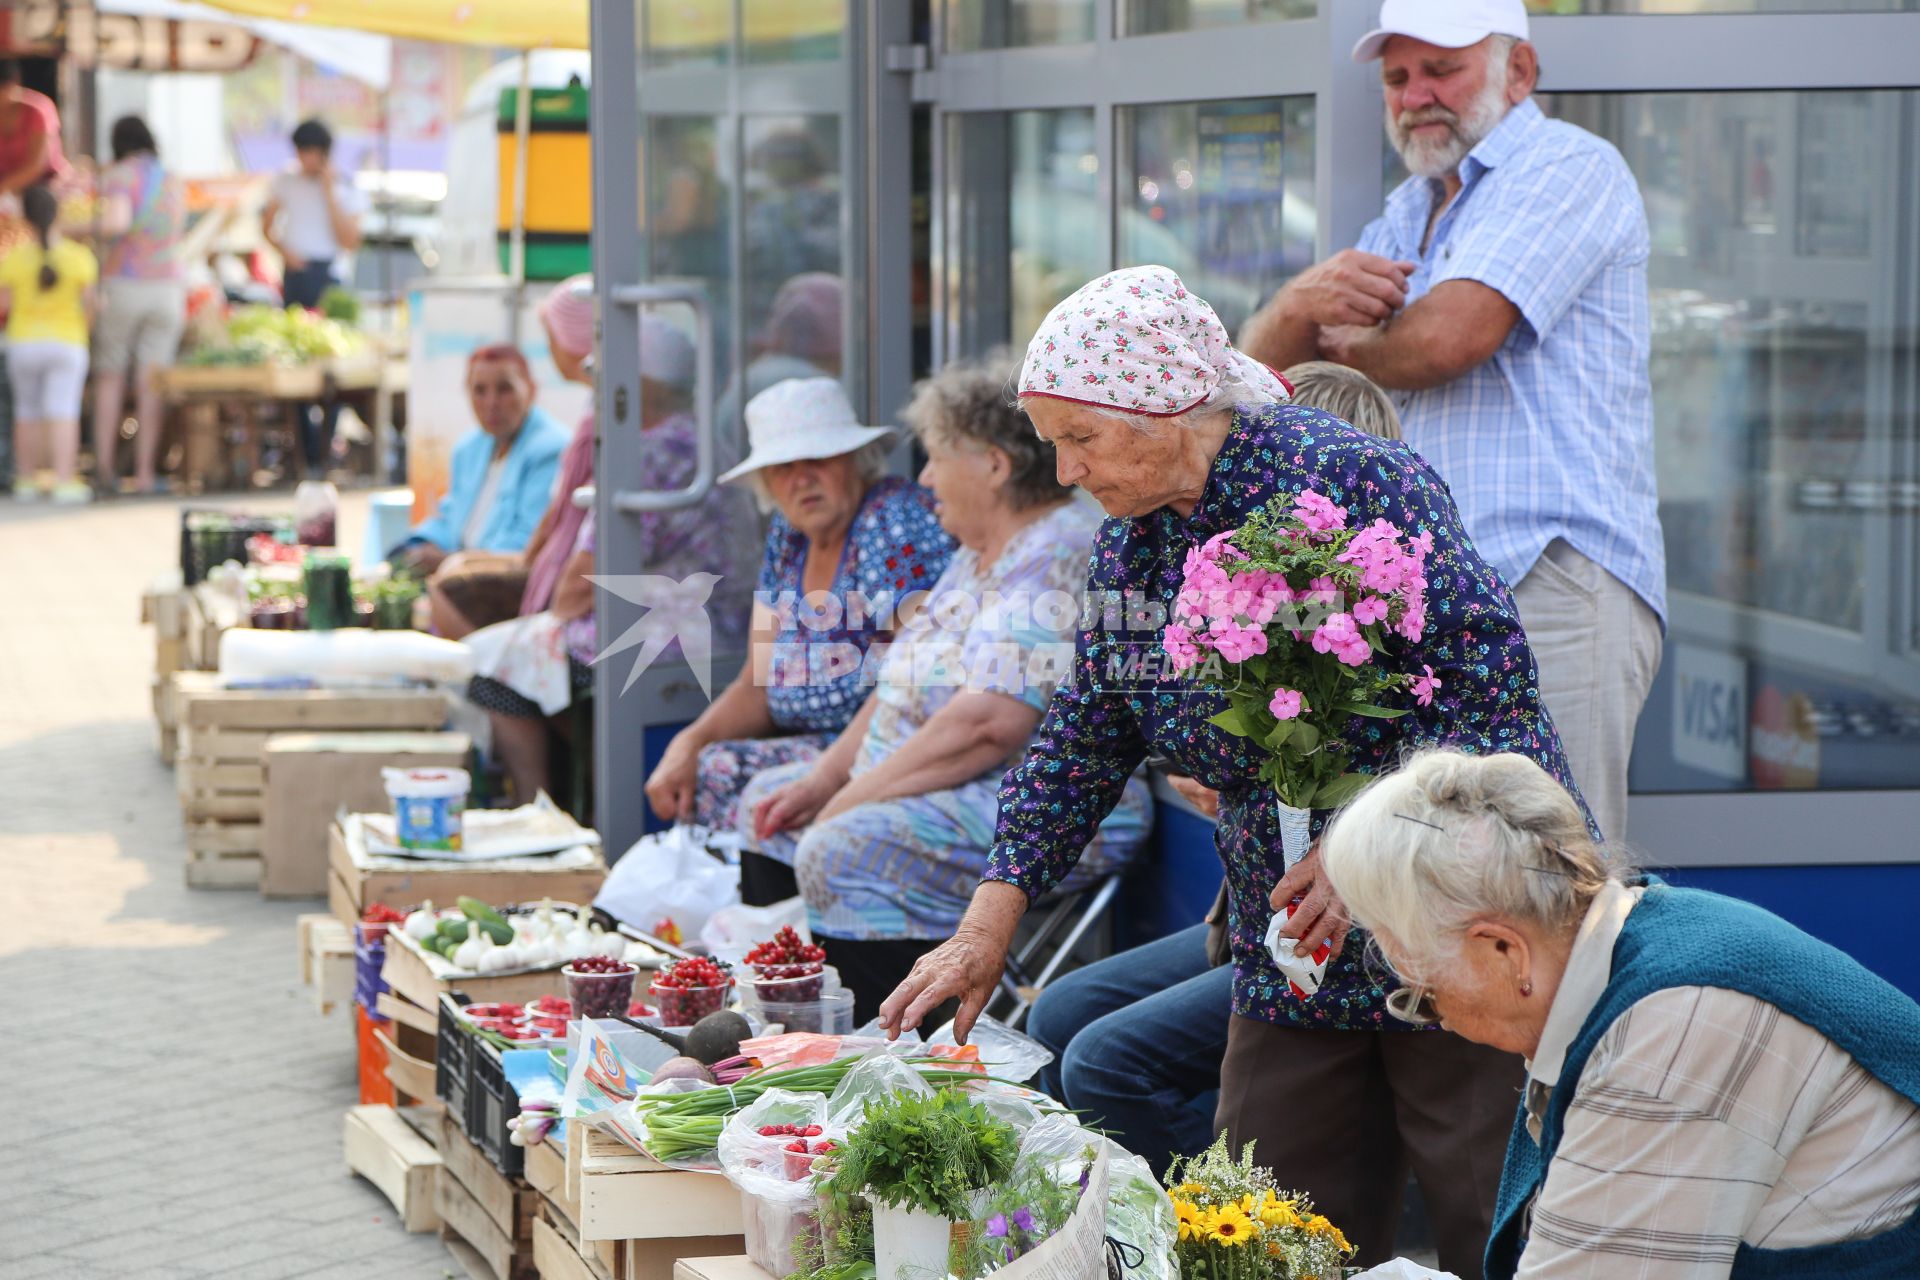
[718, 376, 895, 485]
[1352, 0, 1529, 62]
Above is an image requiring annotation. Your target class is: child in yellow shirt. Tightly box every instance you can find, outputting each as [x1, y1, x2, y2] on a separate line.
[2, 183, 98, 501]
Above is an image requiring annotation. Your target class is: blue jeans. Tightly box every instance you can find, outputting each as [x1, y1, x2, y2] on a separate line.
[1026, 924, 1232, 1172]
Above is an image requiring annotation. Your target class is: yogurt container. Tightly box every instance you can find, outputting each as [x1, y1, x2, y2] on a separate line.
[383, 766, 470, 852]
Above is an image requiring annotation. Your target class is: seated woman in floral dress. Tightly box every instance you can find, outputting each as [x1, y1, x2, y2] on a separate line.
[643, 377, 954, 838]
[737, 355, 1154, 1019]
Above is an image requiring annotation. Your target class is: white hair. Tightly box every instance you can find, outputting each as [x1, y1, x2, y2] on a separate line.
[1319, 749, 1620, 985]
[1018, 362, 1287, 437]
[743, 437, 894, 515]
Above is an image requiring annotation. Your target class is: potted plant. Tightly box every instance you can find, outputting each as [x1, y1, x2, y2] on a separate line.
[820, 1089, 1019, 1280]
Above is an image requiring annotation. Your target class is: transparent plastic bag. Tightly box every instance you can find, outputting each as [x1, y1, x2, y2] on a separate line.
[825, 1051, 934, 1129]
[595, 825, 740, 938]
[702, 897, 811, 965]
[1101, 1143, 1177, 1280]
[718, 1089, 842, 1277]
[926, 1012, 1054, 1084]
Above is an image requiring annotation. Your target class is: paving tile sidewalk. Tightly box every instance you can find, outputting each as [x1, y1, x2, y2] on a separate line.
[0, 494, 454, 1279]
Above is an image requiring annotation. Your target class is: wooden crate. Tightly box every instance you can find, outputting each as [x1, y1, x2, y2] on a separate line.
[568, 1127, 744, 1244]
[378, 1023, 441, 1108]
[174, 673, 450, 735]
[330, 816, 607, 930]
[344, 1104, 444, 1233]
[381, 927, 571, 1012]
[669, 1259, 774, 1280]
[297, 913, 357, 1015]
[185, 820, 265, 889]
[161, 361, 325, 399]
[528, 1140, 623, 1280]
[439, 1114, 541, 1280]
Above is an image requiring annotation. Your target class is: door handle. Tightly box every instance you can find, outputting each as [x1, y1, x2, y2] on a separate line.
[606, 282, 715, 514]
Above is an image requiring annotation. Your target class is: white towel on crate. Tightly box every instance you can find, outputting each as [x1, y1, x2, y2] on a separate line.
[465, 610, 574, 716]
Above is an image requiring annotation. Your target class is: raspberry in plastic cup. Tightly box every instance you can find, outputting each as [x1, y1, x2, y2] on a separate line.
[747, 961, 825, 1004]
[563, 960, 638, 1020]
[648, 979, 731, 1027]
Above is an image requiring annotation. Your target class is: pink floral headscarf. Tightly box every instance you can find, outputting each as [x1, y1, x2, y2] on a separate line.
[1019, 265, 1292, 417]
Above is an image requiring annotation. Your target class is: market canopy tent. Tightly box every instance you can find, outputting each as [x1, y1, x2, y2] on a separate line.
[195, 0, 585, 49]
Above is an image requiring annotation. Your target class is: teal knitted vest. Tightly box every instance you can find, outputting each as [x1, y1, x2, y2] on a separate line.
[1485, 883, 1920, 1280]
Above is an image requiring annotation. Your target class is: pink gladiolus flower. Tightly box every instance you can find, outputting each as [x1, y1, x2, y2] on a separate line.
[1410, 664, 1442, 707]
[1162, 625, 1201, 672]
[1352, 594, 1389, 626]
[1292, 489, 1349, 533]
[1210, 619, 1269, 663]
[1269, 688, 1306, 720]
[1311, 613, 1372, 667]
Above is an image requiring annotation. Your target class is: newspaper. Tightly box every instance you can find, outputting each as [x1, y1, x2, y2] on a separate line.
[994, 1147, 1111, 1280]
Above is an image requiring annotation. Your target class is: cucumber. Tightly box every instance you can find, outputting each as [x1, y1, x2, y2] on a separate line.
[436, 918, 470, 944]
[458, 896, 508, 929]
[476, 919, 513, 945]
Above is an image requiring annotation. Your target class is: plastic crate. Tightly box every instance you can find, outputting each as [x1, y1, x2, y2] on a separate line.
[435, 992, 473, 1134]
[468, 1035, 525, 1177]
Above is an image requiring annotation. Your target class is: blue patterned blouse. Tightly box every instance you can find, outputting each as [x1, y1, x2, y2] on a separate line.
[986, 403, 1587, 1031]
[756, 476, 955, 735]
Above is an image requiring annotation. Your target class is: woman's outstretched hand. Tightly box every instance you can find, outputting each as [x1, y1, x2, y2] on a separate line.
[877, 881, 1027, 1042]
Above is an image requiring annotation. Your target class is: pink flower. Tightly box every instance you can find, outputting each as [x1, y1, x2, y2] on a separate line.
[1311, 613, 1373, 667]
[1202, 530, 1248, 561]
[1269, 688, 1307, 721]
[1209, 619, 1269, 663]
[1292, 489, 1349, 533]
[1162, 625, 1201, 673]
[1352, 594, 1389, 626]
[1410, 664, 1442, 707]
[1395, 603, 1427, 643]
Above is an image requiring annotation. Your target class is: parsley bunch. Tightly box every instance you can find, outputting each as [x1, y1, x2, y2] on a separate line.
[822, 1088, 1020, 1220]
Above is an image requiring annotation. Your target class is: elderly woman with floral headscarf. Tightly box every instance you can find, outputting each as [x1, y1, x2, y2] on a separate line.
[880, 266, 1582, 1275]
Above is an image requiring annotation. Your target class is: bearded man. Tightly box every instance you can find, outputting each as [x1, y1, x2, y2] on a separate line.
[1244, 0, 1664, 851]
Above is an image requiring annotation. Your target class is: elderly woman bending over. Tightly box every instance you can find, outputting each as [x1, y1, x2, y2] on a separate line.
[1324, 750, 1920, 1280]
[739, 355, 1153, 1018]
[644, 378, 954, 834]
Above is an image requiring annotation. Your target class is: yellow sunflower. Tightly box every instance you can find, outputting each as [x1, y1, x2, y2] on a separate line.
[1174, 1199, 1203, 1242]
[1203, 1202, 1257, 1248]
[1172, 1181, 1206, 1198]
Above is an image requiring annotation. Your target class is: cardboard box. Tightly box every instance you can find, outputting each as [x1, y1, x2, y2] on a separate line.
[261, 731, 471, 898]
[329, 815, 607, 928]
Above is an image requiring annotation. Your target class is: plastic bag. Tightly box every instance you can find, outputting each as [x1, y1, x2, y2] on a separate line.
[1101, 1143, 1178, 1280]
[702, 896, 811, 965]
[595, 825, 740, 939]
[927, 1012, 1055, 1084]
[825, 1051, 934, 1128]
[718, 1089, 843, 1276]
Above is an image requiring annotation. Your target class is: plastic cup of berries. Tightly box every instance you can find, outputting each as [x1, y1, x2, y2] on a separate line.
[744, 926, 828, 1004]
[562, 955, 638, 1020]
[648, 955, 734, 1026]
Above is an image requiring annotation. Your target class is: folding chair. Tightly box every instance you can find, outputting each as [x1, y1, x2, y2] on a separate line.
[984, 872, 1124, 1030]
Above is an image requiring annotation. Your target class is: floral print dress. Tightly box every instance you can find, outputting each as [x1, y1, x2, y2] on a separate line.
[986, 403, 1586, 1031]
[692, 477, 953, 831]
[740, 499, 1152, 940]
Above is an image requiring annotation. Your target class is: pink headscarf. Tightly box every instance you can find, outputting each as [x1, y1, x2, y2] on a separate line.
[1018, 265, 1292, 417]
[539, 274, 596, 361]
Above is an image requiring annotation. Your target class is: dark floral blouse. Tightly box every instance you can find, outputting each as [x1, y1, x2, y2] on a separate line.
[986, 403, 1587, 1030]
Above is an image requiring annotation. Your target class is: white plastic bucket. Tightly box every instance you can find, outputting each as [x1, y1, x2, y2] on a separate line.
[383, 766, 470, 851]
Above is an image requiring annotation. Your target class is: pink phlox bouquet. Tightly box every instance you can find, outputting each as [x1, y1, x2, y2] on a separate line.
[1162, 489, 1441, 811]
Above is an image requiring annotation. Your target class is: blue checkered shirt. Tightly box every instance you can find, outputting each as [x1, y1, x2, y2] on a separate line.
[1355, 98, 1666, 624]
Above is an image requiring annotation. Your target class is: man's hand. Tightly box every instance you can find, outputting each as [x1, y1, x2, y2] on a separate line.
[1268, 843, 1351, 958]
[1317, 323, 1383, 365]
[1283, 251, 1415, 329]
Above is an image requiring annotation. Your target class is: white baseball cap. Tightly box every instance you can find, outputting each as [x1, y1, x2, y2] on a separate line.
[1352, 0, 1530, 63]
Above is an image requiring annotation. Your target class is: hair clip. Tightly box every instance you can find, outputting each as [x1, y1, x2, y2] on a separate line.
[1393, 813, 1448, 833]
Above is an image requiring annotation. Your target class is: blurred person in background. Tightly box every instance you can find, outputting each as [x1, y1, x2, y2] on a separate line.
[91, 115, 186, 495]
[0, 60, 66, 197]
[2, 184, 95, 502]
[261, 118, 367, 469]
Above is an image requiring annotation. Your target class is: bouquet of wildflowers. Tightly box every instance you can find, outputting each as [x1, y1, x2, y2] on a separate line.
[1165, 1134, 1352, 1280]
[957, 1155, 1092, 1276]
[1163, 488, 1440, 816]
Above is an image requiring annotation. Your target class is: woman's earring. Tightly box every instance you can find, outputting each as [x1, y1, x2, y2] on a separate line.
[1519, 980, 1533, 998]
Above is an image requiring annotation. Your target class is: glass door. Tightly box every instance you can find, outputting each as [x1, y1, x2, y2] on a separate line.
[590, 0, 861, 852]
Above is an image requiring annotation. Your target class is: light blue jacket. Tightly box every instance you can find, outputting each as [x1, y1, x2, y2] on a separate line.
[405, 406, 569, 555]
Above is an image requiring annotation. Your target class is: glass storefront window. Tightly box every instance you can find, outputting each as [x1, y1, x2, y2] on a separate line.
[945, 0, 1095, 51]
[645, 1, 731, 67]
[1526, 89, 1920, 794]
[743, 0, 844, 63]
[1121, 0, 1314, 36]
[1118, 96, 1316, 338]
[943, 109, 1101, 355]
[646, 115, 733, 379]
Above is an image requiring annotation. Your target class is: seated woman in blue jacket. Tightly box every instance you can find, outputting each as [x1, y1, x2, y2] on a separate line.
[390, 343, 570, 626]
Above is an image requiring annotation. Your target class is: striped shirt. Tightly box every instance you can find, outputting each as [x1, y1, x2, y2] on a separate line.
[1520, 882, 1920, 1276]
[1355, 99, 1666, 625]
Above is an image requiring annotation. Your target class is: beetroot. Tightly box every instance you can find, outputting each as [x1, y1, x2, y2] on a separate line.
[649, 1055, 715, 1085]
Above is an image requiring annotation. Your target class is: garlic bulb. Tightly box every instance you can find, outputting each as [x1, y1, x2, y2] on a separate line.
[475, 933, 510, 974]
[561, 920, 596, 963]
[403, 901, 437, 942]
[494, 934, 526, 972]
[453, 929, 486, 971]
[520, 930, 557, 969]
